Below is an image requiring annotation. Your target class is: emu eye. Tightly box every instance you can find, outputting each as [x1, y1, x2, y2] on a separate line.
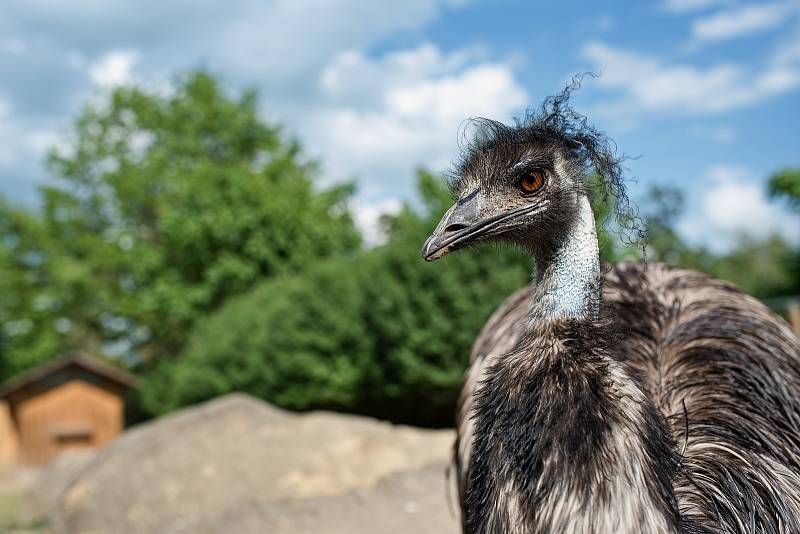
[519, 169, 546, 195]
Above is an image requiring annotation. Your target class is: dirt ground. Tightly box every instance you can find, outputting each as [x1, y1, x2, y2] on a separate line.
[0, 467, 49, 533]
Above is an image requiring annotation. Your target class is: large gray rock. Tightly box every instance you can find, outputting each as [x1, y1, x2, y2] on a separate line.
[211, 463, 461, 534]
[26, 450, 94, 526]
[49, 394, 458, 534]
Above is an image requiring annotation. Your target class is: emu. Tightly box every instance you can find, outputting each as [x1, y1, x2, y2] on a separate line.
[421, 84, 800, 533]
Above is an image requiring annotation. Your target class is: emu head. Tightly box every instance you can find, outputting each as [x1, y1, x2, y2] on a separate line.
[422, 80, 632, 262]
[421, 123, 589, 261]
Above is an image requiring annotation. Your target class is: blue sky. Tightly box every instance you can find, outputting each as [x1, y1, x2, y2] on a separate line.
[1, 0, 799, 248]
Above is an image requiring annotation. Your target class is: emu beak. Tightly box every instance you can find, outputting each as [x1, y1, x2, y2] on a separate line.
[421, 189, 483, 261]
[422, 190, 542, 261]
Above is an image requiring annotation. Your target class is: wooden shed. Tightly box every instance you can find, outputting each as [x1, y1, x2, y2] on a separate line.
[0, 354, 137, 465]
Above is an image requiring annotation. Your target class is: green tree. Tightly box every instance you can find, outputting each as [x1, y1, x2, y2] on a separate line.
[768, 168, 800, 211]
[139, 257, 372, 415]
[642, 183, 799, 299]
[48, 71, 361, 359]
[0, 201, 64, 378]
[2, 71, 360, 379]
[766, 167, 800, 295]
[705, 235, 798, 299]
[0, 196, 126, 378]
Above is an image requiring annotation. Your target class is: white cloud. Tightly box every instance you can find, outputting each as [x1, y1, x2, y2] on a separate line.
[300, 44, 527, 201]
[691, 1, 799, 42]
[0, 38, 26, 55]
[0, 101, 63, 203]
[0, 0, 466, 205]
[582, 40, 800, 115]
[209, 0, 451, 88]
[0, 140, 14, 166]
[702, 166, 771, 237]
[350, 198, 403, 246]
[688, 124, 737, 142]
[680, 165, 800, 251]
[25, 130, 60, 154]
[712, 126, 736, 142]
[596, 15, 615, 31]
[775, 26, 800, 64]
[0, 118, 63, 167]
[66, 49, 87, 70]
[88, 49, 140, 87]
[0, 98, 19, 165]
[661, 0, 730, 14]
[6, 2, 521, 209]
[318, 45, 478, 109]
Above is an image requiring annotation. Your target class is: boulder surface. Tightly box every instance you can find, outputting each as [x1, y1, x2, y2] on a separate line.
[49, 394, 458, 534]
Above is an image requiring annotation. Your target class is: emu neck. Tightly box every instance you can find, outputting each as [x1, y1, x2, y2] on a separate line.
[532, 194, 601, 320]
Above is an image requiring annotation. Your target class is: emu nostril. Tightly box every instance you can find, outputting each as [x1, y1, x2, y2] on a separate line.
[444, 223, 469, 234]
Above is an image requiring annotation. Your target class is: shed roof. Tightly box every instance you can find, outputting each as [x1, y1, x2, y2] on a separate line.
[0, 353, 138, 400]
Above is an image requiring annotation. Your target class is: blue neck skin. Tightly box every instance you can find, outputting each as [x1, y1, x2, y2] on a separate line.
[532, 194, 601, 320]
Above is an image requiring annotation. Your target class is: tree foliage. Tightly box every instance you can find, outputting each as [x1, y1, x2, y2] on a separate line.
[769, 168, 800, 211]
[0, 71, 359, 380]
[644, 183, 799, 299]
[0, 201, 67, 378]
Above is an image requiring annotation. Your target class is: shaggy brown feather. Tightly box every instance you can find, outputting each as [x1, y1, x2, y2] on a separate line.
[455, 263, 800, 533]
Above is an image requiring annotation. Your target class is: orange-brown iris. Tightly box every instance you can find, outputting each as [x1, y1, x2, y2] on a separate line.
[520, 169, 545, 194]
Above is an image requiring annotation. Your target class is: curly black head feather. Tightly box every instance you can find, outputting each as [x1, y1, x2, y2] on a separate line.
[449, 73, 646, 251]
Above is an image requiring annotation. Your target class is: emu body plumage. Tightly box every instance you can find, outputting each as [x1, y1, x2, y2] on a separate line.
[455, 263, 800, 533]
[422, 81, 800, 533]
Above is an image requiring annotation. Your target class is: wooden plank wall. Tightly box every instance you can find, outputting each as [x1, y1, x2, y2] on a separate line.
[15, 381, 123, 464]
[0, 401, 19, 465]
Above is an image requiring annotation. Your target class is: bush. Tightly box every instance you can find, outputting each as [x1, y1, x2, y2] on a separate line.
[138, 257, 371, 414]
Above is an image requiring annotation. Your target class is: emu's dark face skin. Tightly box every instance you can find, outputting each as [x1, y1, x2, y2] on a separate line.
[422, 139, 584, 261]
